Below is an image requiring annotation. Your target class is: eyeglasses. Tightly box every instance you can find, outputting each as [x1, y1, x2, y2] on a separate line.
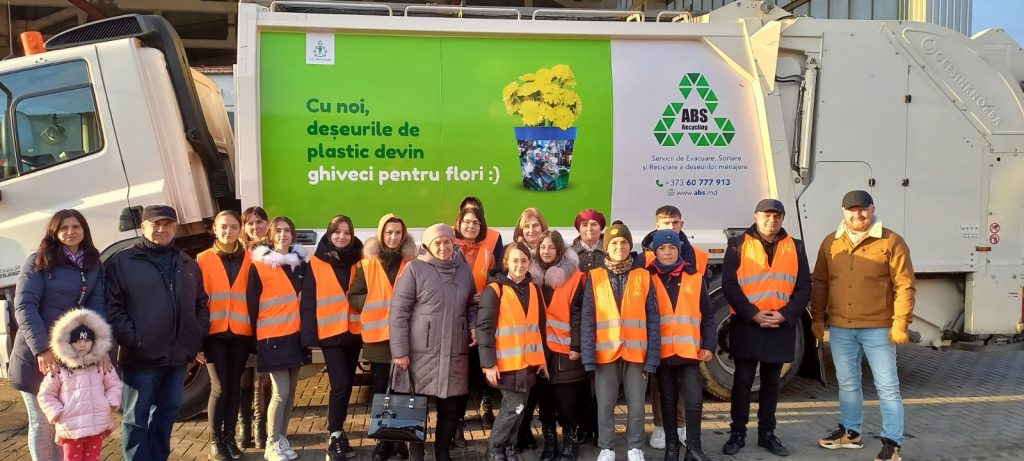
[461, 219, 481, 227]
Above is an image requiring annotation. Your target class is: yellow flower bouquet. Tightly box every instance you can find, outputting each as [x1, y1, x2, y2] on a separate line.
[502, 64, 582, 130]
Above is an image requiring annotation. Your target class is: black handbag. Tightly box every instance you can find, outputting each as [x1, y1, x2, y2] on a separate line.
[367, 365, 429, 443]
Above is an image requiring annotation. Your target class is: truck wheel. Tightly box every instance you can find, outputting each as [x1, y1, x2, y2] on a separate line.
[176, 361, 210, 421]
[700, 290, 805, 400]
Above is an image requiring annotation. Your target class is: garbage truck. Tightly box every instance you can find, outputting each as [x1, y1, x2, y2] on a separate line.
[1, 0, 1023, 417]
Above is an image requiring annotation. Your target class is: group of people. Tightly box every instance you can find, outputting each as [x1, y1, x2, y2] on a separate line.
[9, 189, 915, 461]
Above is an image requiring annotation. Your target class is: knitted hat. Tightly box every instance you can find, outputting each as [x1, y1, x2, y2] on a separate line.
[421, 223, 455, 247]
[603, 223, 633, 253]
[574, 209, 607, 231]
[649, 229, 681, 252]
[69, 324, 96, 343]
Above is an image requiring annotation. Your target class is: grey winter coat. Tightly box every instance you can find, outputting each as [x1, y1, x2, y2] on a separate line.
[389, 252, 476, 398]
[530, 250, 587, 385]
[10, 253, 105, 394]
[581, 254, 661, 373]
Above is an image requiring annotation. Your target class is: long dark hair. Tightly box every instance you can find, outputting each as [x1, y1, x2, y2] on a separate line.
[241, 206, 269, 246]
[326, 215, 355, 248]
[35, 209, 99, 272]
[535, 230, 567, 270]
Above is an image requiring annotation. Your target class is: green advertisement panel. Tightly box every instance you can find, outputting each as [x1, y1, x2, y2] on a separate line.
[259, 31, 612, 228]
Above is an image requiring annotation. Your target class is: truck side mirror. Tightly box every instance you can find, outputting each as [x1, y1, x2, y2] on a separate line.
[119, 206, 142, 232]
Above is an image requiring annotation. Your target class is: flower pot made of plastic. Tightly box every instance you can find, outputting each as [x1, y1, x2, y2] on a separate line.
[514, 126, 577, 191]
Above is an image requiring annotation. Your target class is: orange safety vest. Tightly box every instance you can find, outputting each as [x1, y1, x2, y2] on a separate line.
[645, 245, 709, 274]
[653, 272, 703, 359]
[470, 230, 499, 293]
[735, 234, 799, 313]
[544, 271, 584, 354]
[253, 261, 300, 340]
[197, 249, 253, 336]
[590, 268, 651, 365]
[491, 282, 545, 372]
[309, 256, 360, 339]
[359, 258, 407, 344]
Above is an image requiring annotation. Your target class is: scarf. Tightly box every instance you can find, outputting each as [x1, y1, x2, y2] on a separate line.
[604, 254, 633, 275]
[454, 237, 481, 267]
[62, 246, 84, 269]
[844, 222, 871, 246]
[213, 240, 244, 258]
[653, 258, 686, 276]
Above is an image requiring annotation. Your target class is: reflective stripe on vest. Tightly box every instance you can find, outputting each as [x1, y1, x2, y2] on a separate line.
[310, 256, 359, 339]
[470, 230, 499, 293]
[653, 272, 703, 359]
[735, 234, 798, 313]
[253, 261, 300, 340]
[544, 271, 583, 354]
[590, 268, 650, 365]
[197, 249, 252, 336]
[359, 258, 406, 343]
[491, 282, 545, 372]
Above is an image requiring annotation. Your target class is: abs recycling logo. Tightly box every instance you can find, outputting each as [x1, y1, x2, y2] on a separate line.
[653, 73, 736, 147]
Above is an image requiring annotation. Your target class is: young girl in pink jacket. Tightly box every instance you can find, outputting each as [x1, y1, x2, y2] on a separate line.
[37, 308, 122, 460]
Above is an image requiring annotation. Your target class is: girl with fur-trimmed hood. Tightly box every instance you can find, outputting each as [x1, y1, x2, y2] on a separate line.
[37, 308, 121, 461]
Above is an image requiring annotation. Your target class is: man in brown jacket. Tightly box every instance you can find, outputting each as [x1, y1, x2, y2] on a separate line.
[810, 190, 915, 461]
[811, 189, 917, 461]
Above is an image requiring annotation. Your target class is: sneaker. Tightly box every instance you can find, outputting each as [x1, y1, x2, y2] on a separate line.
[874, 438, 902, 461]
[757, 431, 789, 457]
[326, 433, 355, 460]
[597, 449, 616, 461]
[721, 432, 745, 455]
[818, 425, 863, 450]
[627, 448, 646, 461]
[264, 439, 288, 461]
[279, 437, 299, 460]
[649, 426, 666, 449]
[677, 428, 686, 448]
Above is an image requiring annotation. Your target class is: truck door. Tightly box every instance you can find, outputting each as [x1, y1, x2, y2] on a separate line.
[0, 53, 130, 289]
[797, 161, 872, 267]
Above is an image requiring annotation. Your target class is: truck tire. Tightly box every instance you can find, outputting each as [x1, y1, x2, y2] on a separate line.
[176, 361, 210, 421]
[700, 289, 804, 400]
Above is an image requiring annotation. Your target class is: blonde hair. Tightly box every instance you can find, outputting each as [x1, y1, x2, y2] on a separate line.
[512, 208, 549, 244]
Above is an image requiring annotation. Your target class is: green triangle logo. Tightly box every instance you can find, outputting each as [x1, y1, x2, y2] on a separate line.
[723, 132, 735, 143]
[654, 132, 667, 144]
[696, 134, 710, 147]
[655, 120, 669, 131]
[696, 75, 708, 87]
[705, 90, 718, 102]
[715, 118, 727, 129]
[723, 120, 735, 132]
[687, 73, 701, 85]
[713, 134, 728, 146]
[680, 87, 692, 98]
[697, 87, 709, 99]
[662, 105, 676, 117]
[706, 102, 718, 113]
[670, 102, 684, 113]
[670, 133, 684, 144]
[706, 133, 719, 145]
[663, 117, 675, 128]
[679, 75, 692, 86]
[688, 133, 702, 144]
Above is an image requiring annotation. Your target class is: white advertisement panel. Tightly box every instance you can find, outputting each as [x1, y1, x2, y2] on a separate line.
[610, 40, 769, 230]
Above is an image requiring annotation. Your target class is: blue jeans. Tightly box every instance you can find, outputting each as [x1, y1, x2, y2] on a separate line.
[829, 327, 904, 445]
[20, 391, 62, 461]
[121, 366, 186, 461]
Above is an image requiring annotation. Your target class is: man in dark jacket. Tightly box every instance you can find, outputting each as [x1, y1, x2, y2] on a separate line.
[720, 199, 810, 457]
[105, 205, 210, 461]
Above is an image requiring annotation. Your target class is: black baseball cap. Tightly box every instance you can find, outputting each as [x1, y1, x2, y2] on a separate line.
[141, 205, 178, 223]
[841, 190, 874, 209]
[754, 198, 785, 214]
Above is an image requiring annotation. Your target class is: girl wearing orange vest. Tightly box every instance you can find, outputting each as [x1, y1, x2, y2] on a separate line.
[581, 223, 660, 461]
[197, 210, 252, 460]
[647, 230, 716, 461]
[347, 213, 417, 461]
[478, 242, 548, 461]
[529, 231, 586, 461]
[246, 216, 309, 461]
[298, 215, 363, 460]
[238, 206, 271, 450]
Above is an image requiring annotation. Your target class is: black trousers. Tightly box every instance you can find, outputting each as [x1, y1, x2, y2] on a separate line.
[370, 361, 391, 395]
[730, 358, 783, 436]
[548, 380, 588, 431]
[521, 377, 556, 434]
[206, 335, 252, 437]
[656, 363, 703, 445]
[431, 394, 469, 461]
[323, 344, 361, 433]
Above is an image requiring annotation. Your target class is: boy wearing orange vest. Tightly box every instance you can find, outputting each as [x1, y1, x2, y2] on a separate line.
[581, 223, 660, 461]
[721, 199, 810, 458]
[647, 230, 716, 461]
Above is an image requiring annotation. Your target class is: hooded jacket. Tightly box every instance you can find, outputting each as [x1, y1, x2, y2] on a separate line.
[300, 232, 364, 348]
[476, 271, 545, 392]
[37, 309, 122, 443]
[581, 253, 661, 373]
[529, 248, 587, 384]
[348, 214, 418, 363]
[247, 244, 311, 372]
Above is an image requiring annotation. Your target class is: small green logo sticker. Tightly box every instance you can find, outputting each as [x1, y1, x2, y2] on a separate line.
[313, 40, 328, 58]
[653, 73, 735, 147]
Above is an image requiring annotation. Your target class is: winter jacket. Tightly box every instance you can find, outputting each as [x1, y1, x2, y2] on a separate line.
[581, 254, 661, 373]
[476, 272, 544, 393]
[300, 232, 364, 349]
[811, 221, 916, 329]
[648, 250, 717, 366]
[11, 253, 105, 394]
[529, 250, 587, 384]
[37, 309, 121, 444]
[722, 226, 811, 363]
[388, 251, 476, 398]
[105, 242, 209, 369]
[247, 245, 311, 372]
[348, 234, 417, 363]
[571, 237, 605, 273]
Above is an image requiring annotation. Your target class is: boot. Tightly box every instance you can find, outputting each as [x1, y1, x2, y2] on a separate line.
[557, 427, 580, 461]
[663, 440, 681, 461]
[409, 442, 425, 461]
[539, 423, 559, 461]
[237, 384, 254, 448]
[452, 418, 468, 448]
[683, 440, 712, 461]
[393, 441, 410, 460]
[516, 423, 537, 452]
[253, 412, 267, 450]
[480, 393, 496, 429]
[221, 434, 243, 460]
[209, 435, 229, 461]
[371, 440, 393, 461]
[253, 374, 269, 450]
